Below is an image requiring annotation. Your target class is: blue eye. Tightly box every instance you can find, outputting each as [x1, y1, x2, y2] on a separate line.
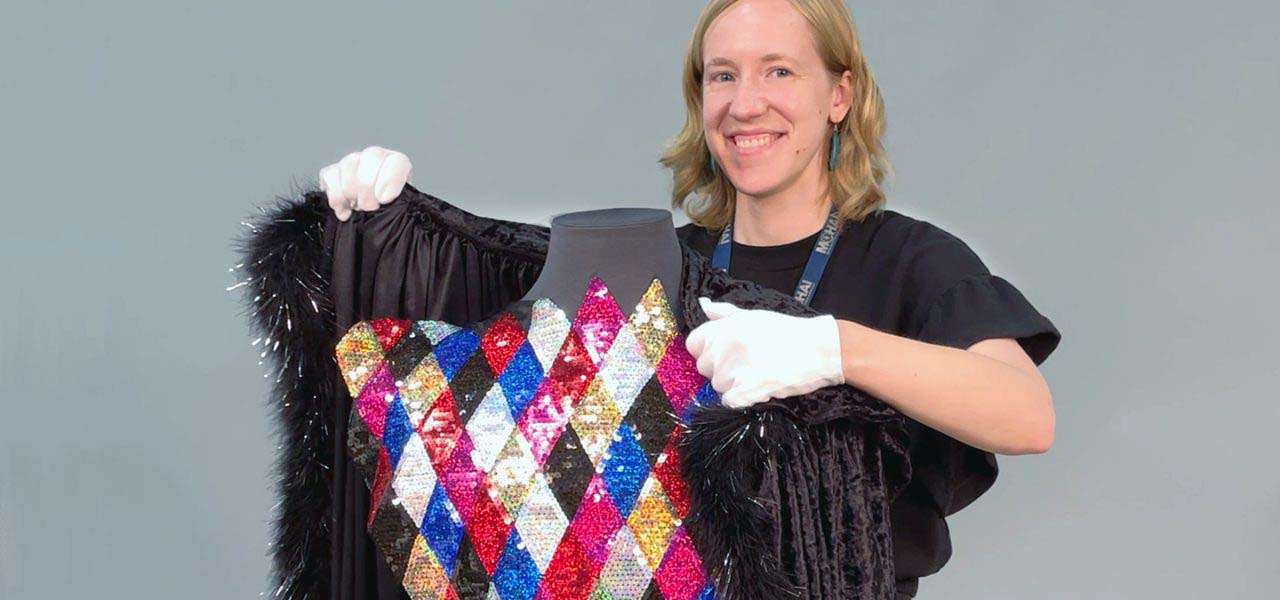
[773, 67, 792, 77]
[709, 72, 732, 82]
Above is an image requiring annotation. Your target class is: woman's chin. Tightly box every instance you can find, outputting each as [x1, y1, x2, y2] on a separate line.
[726, 172, 785, 199]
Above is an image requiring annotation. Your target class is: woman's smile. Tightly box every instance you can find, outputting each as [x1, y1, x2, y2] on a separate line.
[728, 131, 786, 157]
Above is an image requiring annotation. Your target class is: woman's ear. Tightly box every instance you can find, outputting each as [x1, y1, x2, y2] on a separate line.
[831, 69, 854, 123]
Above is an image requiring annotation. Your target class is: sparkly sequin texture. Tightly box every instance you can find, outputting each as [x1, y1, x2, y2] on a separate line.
[336, 276, 718, 600]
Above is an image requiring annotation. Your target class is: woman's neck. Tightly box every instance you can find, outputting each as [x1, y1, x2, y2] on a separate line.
[731, 163, 833, 246]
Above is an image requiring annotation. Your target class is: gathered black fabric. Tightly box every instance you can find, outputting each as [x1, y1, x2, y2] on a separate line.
[235, 183, 913, 599]
[678, 212, 1062, 598]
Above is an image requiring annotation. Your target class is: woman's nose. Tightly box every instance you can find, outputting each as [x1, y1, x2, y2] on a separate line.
[728, 79, 767, 120]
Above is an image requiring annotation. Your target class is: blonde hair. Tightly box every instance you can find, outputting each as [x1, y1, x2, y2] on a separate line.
[659, 0, 891, 231]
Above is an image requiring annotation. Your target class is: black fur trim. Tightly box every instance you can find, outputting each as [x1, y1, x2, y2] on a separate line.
[231, 186, 336, 599]
[678, 404, 806, 599]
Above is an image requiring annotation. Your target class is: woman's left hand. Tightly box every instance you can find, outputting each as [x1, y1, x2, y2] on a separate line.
[685, 297, 846, 409]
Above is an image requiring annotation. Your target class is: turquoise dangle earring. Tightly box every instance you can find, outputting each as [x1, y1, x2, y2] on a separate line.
[708, 152, 718, 176]
[827, 123, 841, 171]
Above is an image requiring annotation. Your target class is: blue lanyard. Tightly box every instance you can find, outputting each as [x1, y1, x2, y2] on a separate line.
[711, 206, 841, 306]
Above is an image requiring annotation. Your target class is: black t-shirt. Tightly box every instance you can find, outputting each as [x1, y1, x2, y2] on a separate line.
[676, 209, 1061, 598]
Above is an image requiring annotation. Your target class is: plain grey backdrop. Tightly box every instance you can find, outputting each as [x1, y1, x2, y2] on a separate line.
[2, 1, 1276, 598]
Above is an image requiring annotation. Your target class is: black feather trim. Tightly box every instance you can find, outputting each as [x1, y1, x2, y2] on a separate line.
[231, 186, 336, 599]
[678, 404, 806, 599]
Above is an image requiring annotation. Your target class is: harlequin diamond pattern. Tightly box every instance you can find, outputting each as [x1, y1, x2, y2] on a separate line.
[336, 276, 720, 600]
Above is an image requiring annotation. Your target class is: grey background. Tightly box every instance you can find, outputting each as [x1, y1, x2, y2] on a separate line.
[1, 1, 1275, 598]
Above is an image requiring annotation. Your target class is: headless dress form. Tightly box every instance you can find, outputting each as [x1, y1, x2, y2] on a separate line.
[520, 207, 685, 330]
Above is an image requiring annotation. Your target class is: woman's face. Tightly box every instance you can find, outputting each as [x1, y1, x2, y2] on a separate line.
[701, 0, 851, 201]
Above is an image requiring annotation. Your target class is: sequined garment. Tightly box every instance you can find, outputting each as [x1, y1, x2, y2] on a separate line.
[235, 183, 911, 600]
[336, 275, 719, 600]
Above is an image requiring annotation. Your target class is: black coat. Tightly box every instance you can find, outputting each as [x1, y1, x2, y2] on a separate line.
[234, 183, 913, 599]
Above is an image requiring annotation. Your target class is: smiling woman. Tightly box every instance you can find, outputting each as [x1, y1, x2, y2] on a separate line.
[659, 0, 889, 246]
[315, 1, 1062, 598]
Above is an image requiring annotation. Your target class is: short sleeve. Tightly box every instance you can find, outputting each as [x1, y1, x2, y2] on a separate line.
[896, 221, 1062, 516]
[915, 274, 1061, 365]
[903, 224, 1061, 366]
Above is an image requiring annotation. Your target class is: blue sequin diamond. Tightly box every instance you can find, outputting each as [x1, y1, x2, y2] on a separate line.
[419, 481, 465, 577]
[497, 342, 543, 420]
[434, 329, 481, 380]
[382, 396, 414, 470]
[491, 528, 539, 600]
[601, 421, 650, 518]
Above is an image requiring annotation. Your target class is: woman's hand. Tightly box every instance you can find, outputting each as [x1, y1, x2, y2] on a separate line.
[685, 297, 846, 409]
[318, 146, 413, 221]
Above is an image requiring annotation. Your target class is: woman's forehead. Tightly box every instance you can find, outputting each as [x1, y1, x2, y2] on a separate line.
[703, 0, 819, 66]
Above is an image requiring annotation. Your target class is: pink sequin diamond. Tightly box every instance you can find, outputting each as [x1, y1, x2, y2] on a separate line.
[571, 276, 627, 367]
[567, 475, 625, 568]
[654, 525, 708, 600]
[356, 363, 397, 438]
[656, 334, 701, 416]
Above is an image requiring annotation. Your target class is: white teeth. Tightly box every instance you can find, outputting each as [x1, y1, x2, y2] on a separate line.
[734, 134, 776, 148]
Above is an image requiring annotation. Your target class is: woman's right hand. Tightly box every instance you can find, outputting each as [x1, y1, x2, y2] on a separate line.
[318, 146, 413, 221]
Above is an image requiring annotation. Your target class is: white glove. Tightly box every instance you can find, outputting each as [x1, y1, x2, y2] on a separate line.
[685, 296, 845, 409]
[318, 145, 413, 221]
